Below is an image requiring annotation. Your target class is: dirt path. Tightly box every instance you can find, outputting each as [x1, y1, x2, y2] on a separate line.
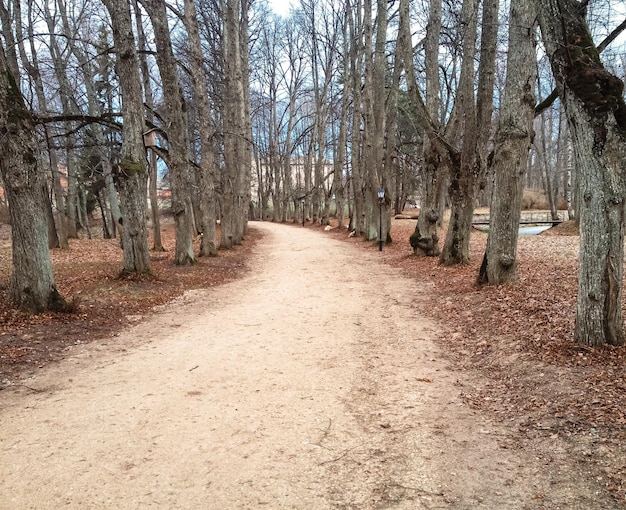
[0, 223, 610, 509]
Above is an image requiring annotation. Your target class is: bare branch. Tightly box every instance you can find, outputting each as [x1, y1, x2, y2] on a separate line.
[33, 113, 123, 130]
[535, 17, 626, 116]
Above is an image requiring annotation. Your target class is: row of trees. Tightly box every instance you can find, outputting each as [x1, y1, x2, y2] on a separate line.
[0, 0, 252, 311]
[249, 0, 626, 347]
[0, 0, 625, 347]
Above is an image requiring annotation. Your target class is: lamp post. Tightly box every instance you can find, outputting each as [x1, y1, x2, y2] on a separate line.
[377, 188, 385, 251]
[300, 197, 305, 227]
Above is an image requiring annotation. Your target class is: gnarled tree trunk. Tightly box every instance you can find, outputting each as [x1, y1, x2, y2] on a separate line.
[145, 0, 196, 265]
[399, 0, 448, 257]
[184, 0, 218, 256]
[478, 0, 536, 285]
[440, 0, 480, 266]
[537, 0, 626, 346]
[103, 0, 152, 277]
[0, 44, 67, 312]
[221, 0, 249, 248]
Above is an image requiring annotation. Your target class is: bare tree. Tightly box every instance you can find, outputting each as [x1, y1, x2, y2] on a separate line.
[42, 0, 81, 238]
[347, 0, 366, 236]
[184, 0, 218, 256]
[478, 0, 537, 285]
[221, 0, 250, 247]
[407, 0, 445, 257]
[103, 0, 152, 277]
[439, 0, 480, 265]
[143, 0, 196, 265]
[13, 0, 68, 249]
[333, 8, 350, 229]
[537, 0, 626, 346]
[61, 2, 124, 241]
[133, 0, 163, 250]
[0, 42, 67, 312]
[361, 0, 389, 241]
[282, 15, 308, 223]
[254, 13, 284, 222]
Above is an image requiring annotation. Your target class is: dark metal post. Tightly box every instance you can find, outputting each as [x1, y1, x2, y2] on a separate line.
[378, 203, 383, 251]
[377, 188, 385, 251]
[301, 198, 305, 227]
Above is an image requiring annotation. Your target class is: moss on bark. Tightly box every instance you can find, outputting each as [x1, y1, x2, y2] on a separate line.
[556, 13, 626, 138]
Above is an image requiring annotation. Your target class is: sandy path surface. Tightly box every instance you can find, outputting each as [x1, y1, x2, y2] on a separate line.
[0, 223, 598, 509]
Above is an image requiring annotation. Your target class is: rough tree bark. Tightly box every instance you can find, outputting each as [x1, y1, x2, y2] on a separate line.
[362, 0, 389, 242]
[537, 0, 626, 346]
[184, 0, 218, 256]
[0, 43, 67, 312]
[133, 0, 163, 250]
[238, 0, 251, 239]
[14, 0, 68, 249]
[334, 10, 350, 229]
[440, 0, 498, 265]
[439, 0, 479, 265]
[475, 0, 499, 191]
[221, 0, 249, 248]
[103, 0, 152, 277]
[404, 0, 444, 257]
[422, 0, 444, 240]
[144, 0, 196, 265]
[478, 0, 536, 285]
[347, 0, 365, 236]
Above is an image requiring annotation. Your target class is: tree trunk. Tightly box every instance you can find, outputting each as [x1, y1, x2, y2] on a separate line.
[42, 1, 79, 239]
[399, 0, 445, 257]
[147, 150, 165, 251]
[16, 0, 60, 249]
[440, 0, 480, 266]
[475, 0, 499, 192]
[441, 0, 498, 265]
[63, 9, 123, 241]
[0, 1, 19, 77]
[184, 0, 218, 256]
[43, 181, 59, 249]
[79, 187, 92, 239]
[220, 0, 237, 248]
[134, 0, 161, 249]
[145, 0, 196, 265]
[282, 23, 303, 224]
[0, 44, 67, 312]
[103, 0, 152, 277]
[346, 0, 365, 236]
[362, 0, 389, 242]
[385, 0, 403, 227]
[479, 0, 536, 285]
[537, 0, 626, 346]
[535, 83, 559, 220]
[301, 0, 334, 226]
[561, 113, 576, 220]
[15, 0, 69, 249]
[235, 0, 252, 240]
[221, 0, 249, 248]
[103, 161, 120, 239]
[335, 13, 350, 229]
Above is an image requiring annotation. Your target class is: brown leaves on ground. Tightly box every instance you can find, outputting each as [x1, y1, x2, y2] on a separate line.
[0, 220, 259, 385]
[2, 215, 626, 501]
[315, 217, 626, 503]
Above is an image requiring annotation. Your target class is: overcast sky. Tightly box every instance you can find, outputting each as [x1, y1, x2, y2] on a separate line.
[268, 0, 293, 17]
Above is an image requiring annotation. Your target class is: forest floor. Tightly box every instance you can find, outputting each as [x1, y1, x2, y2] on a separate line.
[0, 215, 625, 508]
